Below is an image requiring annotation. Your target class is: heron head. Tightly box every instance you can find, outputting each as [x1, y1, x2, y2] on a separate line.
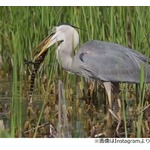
[33, 24, 79, 60]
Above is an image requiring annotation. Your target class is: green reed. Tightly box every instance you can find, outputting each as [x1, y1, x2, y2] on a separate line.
[137, 65, 146, 137]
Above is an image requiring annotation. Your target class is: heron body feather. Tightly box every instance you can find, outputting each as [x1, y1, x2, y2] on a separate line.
[73, 40, 150, 83]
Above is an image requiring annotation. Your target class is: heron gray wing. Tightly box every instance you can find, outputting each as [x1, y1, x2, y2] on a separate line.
[74, 40, 150, 83]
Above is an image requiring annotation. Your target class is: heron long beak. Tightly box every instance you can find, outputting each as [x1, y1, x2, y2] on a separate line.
[33, 32, 55, 61]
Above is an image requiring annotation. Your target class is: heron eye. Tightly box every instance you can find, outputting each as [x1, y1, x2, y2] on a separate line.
[57, 40, 63, 46]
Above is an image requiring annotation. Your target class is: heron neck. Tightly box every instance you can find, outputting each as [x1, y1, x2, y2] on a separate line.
[57, 46, 74, 72]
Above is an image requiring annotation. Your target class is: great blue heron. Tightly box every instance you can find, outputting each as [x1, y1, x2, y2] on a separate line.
[33, 24, 150, 132]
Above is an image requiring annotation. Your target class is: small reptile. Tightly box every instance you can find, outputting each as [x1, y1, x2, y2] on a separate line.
[24, 50, 48, 104]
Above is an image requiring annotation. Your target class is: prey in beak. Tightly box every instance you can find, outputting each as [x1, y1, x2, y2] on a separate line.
[27, 31, 56, 104]
[32, 31, 55, 61]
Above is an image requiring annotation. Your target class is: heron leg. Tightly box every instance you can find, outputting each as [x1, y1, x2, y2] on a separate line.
[104, 82, 112, 109]
[115, 98, 122, 136]
[103, 82, 113, 132]
[104, 82, 120, 136]
[112, 83, 124, 137]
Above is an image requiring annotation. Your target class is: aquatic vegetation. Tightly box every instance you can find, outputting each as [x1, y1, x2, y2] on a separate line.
[0, 6, 150, 137]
